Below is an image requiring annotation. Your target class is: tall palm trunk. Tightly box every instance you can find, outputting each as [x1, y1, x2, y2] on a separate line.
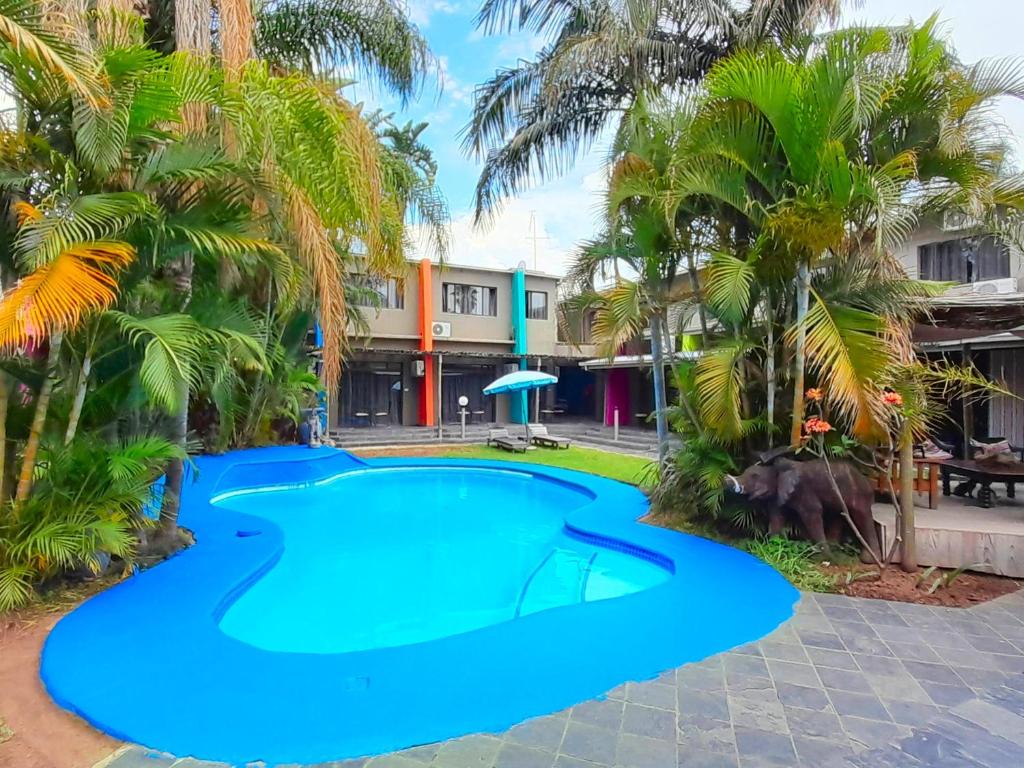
[765, 291, 776, 446]
[15, 332, 63, 505]
[0, 373, 9, 501]
[155, 1, 210, 540]
[789, 260, 810, 446]
[221, 0, 253, 73]
[685, 252, 709, 347]
[649, 313, 669, 465]
[64, 354, 91, 445]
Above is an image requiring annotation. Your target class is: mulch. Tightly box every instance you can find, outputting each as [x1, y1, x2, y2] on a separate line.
[825, 564, 1021, 608]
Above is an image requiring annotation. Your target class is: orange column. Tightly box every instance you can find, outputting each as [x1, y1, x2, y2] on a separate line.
[418, 258, 435, 426]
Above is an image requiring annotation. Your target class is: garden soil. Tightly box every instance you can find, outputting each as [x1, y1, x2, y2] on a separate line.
[0, 590, 119, 768]
[827, 565, 1020, 607]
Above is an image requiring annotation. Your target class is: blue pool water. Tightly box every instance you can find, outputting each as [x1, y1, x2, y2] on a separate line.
[218, 467, 670, 654]
[41, 448, 799, 765]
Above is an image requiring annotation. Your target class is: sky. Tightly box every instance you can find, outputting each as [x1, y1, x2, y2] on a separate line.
[353, 0, 1024, 277]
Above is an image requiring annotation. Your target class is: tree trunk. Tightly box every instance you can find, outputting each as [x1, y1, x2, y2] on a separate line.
[899, 428, 917, 572]
[0, 373, 9, 502]
[650, 314, 669, 465]
[175, 0, 212, 133]
[159, 374, 190, 536]
[766, 292, 776, 446]
[685, 252, 709, 347]
[789, 260, 810, 446]
[64, 354, 91, 445]
[16, 332, 63, 505]
[220, 0, 253, 73]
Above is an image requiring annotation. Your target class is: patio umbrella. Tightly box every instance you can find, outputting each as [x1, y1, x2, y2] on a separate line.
[483, 370, 558, 438]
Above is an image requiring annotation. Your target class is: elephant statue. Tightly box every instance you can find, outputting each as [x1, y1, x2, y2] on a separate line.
[725, 457, 881, 563]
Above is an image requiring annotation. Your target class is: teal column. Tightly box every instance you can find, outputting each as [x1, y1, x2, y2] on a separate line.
[510, 267, 528, 424]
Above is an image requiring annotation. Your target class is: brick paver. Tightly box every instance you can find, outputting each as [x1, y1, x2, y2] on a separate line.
[100, 589, 1024, 768]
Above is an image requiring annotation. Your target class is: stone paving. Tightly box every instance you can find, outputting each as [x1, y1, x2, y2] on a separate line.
[99, 589, 1024, 768]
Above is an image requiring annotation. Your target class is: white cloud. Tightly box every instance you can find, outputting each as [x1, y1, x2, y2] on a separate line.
[409, 165, 608, 278]
[406, 0, 461, 28]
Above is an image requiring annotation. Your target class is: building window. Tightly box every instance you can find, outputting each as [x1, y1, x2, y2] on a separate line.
[526, 290, 548, 320]
[918, 236, 1010, 283]
[443, 283, 498, 316]
[353, 276, 403, 309]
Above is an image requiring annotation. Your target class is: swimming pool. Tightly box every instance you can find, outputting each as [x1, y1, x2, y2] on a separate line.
[41, 447, 797, 764]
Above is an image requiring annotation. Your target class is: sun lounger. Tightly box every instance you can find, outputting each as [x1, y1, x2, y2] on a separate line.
[487, 427, 528, 453]
[528, 423, 571, 449]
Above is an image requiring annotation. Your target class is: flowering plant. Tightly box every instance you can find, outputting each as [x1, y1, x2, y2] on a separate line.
[805, 387, 824, 402]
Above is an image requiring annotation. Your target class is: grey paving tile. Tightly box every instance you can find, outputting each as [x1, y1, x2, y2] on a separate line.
[725, 675, 778, 704]
[816, 666, 873, 695]
[775, 682, 832, 712]
[723, 654, 770, 678]
[880, 699, 942, 728]
[622, 703, 676, 741]
[827, 690, 891, 721]
[985, 683, 1024, 717]
[758, 641, 808, 663]
[364, 756, 424, 768]
[494, 743, 555, 768]
[948, 619, 1002, 638]
[625, 681, 676, 711]
[614, 732, 677, 768]
[678, 665, 725, 693]
[956, 665, 1010, 690]
[559, 721, 617, 764]
[926, 631, 974, 651]
[553, 755, 609, 768]
[107, 749, 177, 768]
[678, 689, 730, 721]
[765, 659, 819, 687]
[822, 606, 865, 623]
[571, 699, 624, 730]
[919, 681, 977, 707]
[732, 726, 796, 766]
[839, 716, 911, 752]
[606, 684, 628, 701]
[728, 695, 789, 734]
[806, 647, 858, 671]
[796, 629, 846, 651]
[432, 736, 503, 767]
[676, 715, 735, 754]
[393, 743, 437, 763]
[883, 641, 944, 663]
[864, 673, 932, 704]
[791, 734, 854, 767]
[950, 698, 1024, 748]
[506, 716, 569, 751]
[901, 660, 964, 686]
[851, 654, 905, 677]
[731, 642, 763, 657]
[965, 635, 1019, 655]
[676, 747, 739, 768]
[783, 706, 845, 740]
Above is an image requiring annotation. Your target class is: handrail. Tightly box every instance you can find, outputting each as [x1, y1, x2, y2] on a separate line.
[514, 550, 555, 618]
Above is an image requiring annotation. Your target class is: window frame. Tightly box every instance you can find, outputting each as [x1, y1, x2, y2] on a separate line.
[442, 282, 498, 316]
[526, 290, 549, 320]
[353, 275, 404, 310]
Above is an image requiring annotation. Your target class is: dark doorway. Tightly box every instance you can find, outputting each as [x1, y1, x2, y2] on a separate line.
[556, 366, 596, 417]
[441, 367, 495, 422]
[338, 364, 403, 426]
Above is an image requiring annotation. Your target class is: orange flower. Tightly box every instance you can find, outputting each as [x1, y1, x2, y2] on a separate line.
[882, 390, 903, 406]
[804, 416, 833, 434]
[805, 387, 824, 402]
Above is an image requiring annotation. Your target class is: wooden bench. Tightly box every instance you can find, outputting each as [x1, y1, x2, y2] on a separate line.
[873, 458, 942, 509]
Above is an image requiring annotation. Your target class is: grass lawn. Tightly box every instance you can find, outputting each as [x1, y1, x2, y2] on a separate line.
[353, 444, 656, 487]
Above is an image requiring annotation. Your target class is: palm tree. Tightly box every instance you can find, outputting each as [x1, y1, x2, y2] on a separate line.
[463, 0, 843, 220]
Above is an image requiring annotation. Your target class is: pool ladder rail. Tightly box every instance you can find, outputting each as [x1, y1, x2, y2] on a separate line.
[514, 549, 598, 618]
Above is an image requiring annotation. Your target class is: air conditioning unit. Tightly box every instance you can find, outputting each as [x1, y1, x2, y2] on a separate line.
[966, 280, 1015, 296]
[431, 321, 452, 338]
[413, 360, 425, 377]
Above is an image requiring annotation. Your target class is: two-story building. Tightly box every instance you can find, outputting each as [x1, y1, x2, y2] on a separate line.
[331, 259, 584, 429]
[894, 218, 1024, 447]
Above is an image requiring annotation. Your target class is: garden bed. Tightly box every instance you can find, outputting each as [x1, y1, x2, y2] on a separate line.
[826, 564, 1020, 608]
